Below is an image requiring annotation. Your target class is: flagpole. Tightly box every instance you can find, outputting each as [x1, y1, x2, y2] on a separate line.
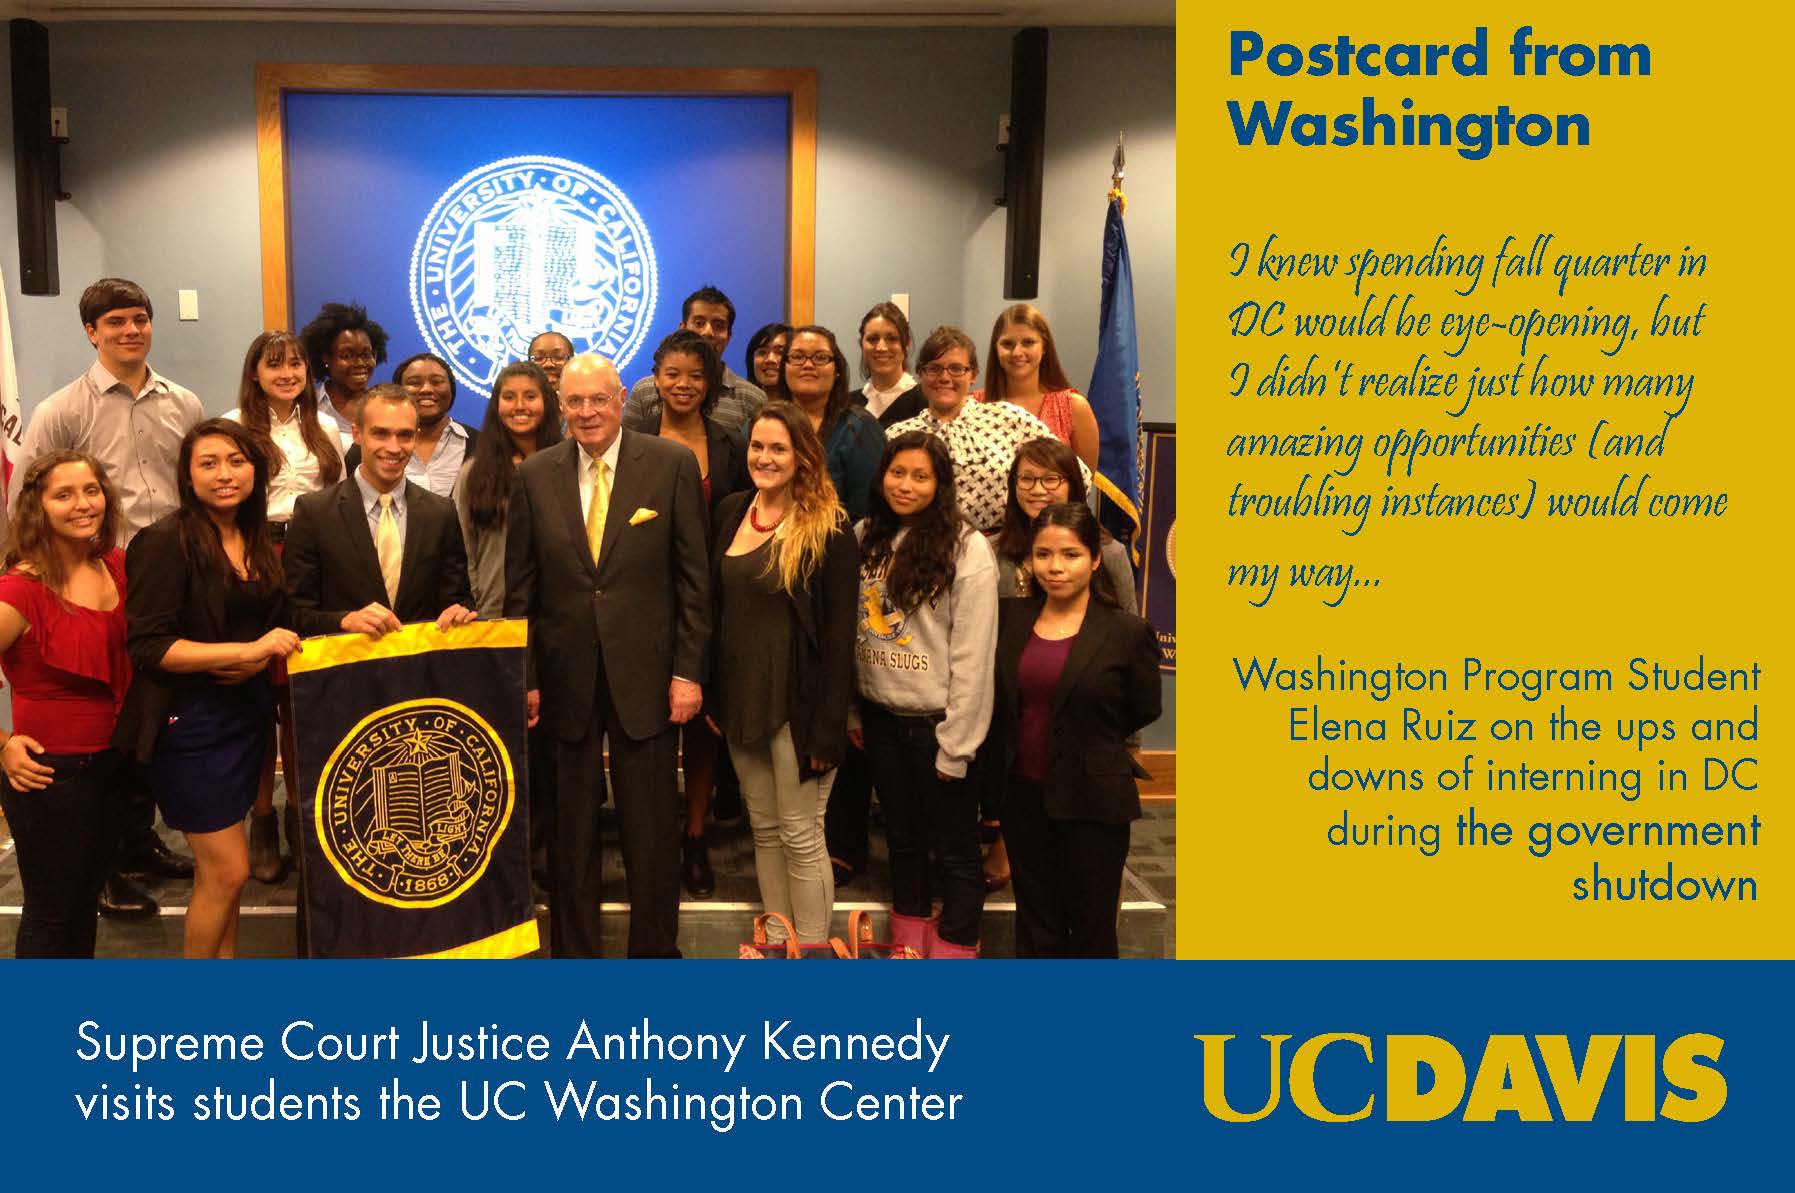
[1089, 133, 1144, 566]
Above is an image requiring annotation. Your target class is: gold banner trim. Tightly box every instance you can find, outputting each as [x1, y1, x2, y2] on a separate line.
[287, 618, 528, 675]
[403, 919, 540, 960]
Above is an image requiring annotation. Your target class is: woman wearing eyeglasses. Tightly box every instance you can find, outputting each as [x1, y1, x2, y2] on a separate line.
[884, 326, 1076, 533]
[991, 437, 1134, 608]
[528, 331, 575, 392]
[780, 326, 887, 523]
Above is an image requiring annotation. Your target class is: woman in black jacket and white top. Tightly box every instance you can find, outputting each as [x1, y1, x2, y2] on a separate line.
[993, 502, 1160, 957]
[708, 401, 859, 943]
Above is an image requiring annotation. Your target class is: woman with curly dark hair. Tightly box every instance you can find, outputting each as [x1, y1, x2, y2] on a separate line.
[0, 451, 130, 956]
[299, 302, 389, 435]
[849, 431, 998, 957]
[114, 419, 301, 958]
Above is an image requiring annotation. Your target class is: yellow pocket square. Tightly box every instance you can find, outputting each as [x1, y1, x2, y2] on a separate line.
[628, 507, 659, 526]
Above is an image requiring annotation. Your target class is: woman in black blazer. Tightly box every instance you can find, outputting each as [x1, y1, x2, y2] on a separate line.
[114, 420, 300, 958]
[706, 401, 859, 942]
[993, 502, 1160, 958]
[639, 329, 751, 894]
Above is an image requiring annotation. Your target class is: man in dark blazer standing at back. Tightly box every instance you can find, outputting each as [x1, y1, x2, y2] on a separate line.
[285, 384, 476, 637]
[506, 354, 709, 958]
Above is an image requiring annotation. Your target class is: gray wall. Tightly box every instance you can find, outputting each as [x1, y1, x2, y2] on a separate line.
[0, 19, 1176, 743]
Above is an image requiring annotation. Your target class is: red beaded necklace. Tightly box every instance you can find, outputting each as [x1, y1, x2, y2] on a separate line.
[748, 499, 785, 533]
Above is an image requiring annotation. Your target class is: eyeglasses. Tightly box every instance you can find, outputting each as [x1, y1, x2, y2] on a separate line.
[333, 349, 377, 363]
[561, 392, 619, 412]
[786, 352, 835, 368]
[1017, 473, 1066, 491]
[530, 351, 571, 365]
[919, 363, 972, 379]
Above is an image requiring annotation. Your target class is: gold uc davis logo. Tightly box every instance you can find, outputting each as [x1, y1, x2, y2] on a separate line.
[315, 699, 514, 908]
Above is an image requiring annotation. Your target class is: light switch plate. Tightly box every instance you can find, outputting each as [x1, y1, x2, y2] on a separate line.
[178, 290, 199, 321]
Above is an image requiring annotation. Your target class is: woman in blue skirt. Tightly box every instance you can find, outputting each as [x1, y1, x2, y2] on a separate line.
[115, 419, 300, 958]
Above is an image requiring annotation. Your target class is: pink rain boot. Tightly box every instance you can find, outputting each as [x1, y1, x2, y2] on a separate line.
[889, 912, 934, 958]
[929, 931, 980, 959]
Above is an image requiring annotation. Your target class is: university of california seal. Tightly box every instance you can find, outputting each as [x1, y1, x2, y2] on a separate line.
[409, 155, 659, 394]
[314, 699, 515, 909]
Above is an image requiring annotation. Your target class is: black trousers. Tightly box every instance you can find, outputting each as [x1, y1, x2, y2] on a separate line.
[114, 762, 160, 862]
[0, 750, 122, 957]
[1002, 776, 1131, 958]
[527, 724, 558, 879]
[860, 703, 984, 947]
[823, 741, 870, 872]
[551, 648, 682, 958]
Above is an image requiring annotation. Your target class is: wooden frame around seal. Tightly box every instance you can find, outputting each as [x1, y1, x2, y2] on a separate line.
[255, 63, 818, 332]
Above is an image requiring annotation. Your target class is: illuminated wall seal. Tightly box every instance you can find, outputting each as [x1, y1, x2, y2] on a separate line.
[409, 154, 659, 394]
[314, 699, 515, 909]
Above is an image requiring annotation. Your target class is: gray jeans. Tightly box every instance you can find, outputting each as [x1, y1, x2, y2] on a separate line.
[729, 724, 837, 942]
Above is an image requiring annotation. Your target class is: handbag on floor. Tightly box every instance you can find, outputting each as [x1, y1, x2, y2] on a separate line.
[736, 911, 922, 959]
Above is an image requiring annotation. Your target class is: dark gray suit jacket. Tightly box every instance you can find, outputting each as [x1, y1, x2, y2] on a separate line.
[284, 477, 472, 637]
[505, 432, 710, 743]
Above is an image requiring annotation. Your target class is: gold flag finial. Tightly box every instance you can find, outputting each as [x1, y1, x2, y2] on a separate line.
[1109, 131, 1127, 215]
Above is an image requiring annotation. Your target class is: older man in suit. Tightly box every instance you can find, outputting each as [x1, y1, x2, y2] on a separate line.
[285, 385, 476, 636]
[506, 354, 709, 958]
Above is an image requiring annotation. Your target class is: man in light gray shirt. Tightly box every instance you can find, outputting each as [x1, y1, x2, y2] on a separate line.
[8, 278, 202, 541]
[6, 277, 204, 914]
[621, 284, 767, 433]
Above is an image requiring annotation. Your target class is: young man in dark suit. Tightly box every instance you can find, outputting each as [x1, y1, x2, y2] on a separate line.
[505, 354, 710, 958]
[284, 385, 476, 636]
[280, 386, 476, 956]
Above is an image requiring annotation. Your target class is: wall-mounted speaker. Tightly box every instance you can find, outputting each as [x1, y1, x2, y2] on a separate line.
[1002, 26, 1047, 301]
[11, 18, 59, 296]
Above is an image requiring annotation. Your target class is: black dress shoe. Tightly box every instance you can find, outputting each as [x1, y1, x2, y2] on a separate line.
[99, 873, 159, 919]
[682, 834, 716, 899]
[120, 836, 195, 881]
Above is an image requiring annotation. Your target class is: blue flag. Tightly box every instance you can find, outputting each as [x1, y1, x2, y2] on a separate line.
[1089, 195, 1143, 559]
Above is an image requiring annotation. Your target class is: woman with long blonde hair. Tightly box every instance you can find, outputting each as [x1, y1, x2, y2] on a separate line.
[706, 400, 860, 942]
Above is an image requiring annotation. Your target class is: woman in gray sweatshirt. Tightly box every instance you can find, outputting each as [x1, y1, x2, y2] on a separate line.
[849, 432, 999, 958]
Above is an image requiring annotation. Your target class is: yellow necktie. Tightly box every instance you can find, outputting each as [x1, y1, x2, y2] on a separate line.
[585, 457, 611, 566]
[376, 492, 402, 605]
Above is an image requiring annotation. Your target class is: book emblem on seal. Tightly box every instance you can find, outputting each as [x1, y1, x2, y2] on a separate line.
[314, 699, 515, 908]
[409, 155, 659, 394]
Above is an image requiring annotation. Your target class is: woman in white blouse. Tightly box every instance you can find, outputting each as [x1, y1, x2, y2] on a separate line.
[225, 330, 347, 883]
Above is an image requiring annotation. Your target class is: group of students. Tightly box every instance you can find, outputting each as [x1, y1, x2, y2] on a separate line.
[0, 276, 1161, 960]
